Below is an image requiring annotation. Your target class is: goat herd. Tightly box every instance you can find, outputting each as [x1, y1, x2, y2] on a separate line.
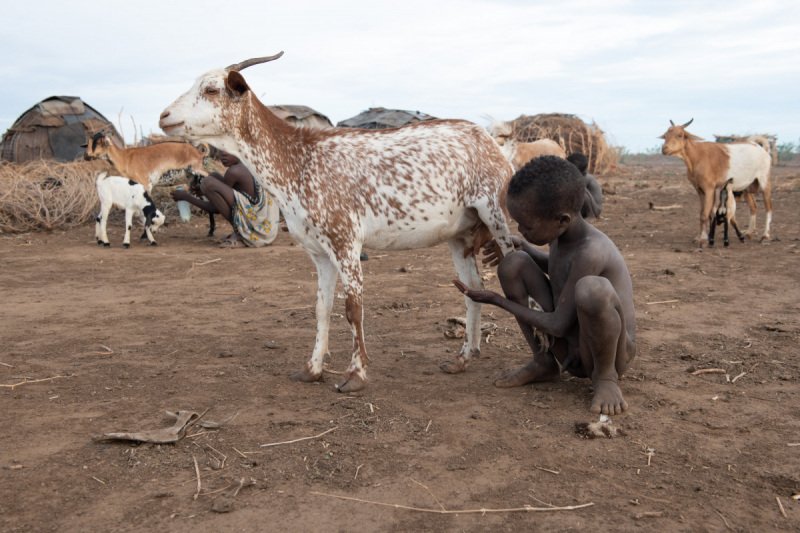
[86, 52, 775, 393]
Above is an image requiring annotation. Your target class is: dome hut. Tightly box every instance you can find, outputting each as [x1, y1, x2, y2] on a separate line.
[1, 96, 123, 163]
[337, 107, 436, 130]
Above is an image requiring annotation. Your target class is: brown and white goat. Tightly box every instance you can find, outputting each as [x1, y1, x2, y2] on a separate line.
[660, 118, 772, 245]
[160, 52, 515, 392]
[84, 132, 208, 192]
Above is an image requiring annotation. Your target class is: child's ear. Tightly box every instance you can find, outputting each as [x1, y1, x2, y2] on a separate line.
[559, 213, 572, 228]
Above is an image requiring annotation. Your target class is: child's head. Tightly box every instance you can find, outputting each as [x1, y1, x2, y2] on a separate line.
[506, 155, 585, 245]
[566, 152, 589, 176]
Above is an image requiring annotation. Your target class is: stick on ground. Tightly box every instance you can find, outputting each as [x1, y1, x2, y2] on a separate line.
[260, 426, 337, 448]
[311, 491, 594, 514]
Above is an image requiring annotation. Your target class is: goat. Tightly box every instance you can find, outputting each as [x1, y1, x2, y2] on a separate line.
[159, 52, 515, 392]
[708, 179, 744, 247]
[489, 121, 566, 170]
[84, 132, 208, 192]
[95, 172, 165, 247]
[660, 118, 772, 244]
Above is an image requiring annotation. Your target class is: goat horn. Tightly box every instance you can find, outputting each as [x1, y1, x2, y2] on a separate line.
[682, 118, 694, 128]
[669, 119, 675, 126]
[226, 51, 284, 72]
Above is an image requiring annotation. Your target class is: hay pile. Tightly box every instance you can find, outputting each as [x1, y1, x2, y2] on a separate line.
[0, 160, 111, 233]
[510, 113, 617, 174]
[0, 160, 206, 234]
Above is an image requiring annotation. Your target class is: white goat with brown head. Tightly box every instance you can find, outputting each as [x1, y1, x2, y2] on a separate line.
[660, 118, 773, 245]
[159, 52, 515, 393]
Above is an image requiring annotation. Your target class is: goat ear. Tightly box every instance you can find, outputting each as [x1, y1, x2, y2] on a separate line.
[226, 71, 250, 97]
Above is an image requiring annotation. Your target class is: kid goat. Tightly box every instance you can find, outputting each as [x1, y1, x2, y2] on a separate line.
[159, 52, 515, 392]
[660, 119, 772, 245]
[95, 172, 165, 247]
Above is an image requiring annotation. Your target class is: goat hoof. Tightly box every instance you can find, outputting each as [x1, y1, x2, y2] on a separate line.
[336, 372, 367, 393]
[290, 367, 322, 383]
[149, 241, 158, 246]
[439, 358, 467, 374]
[102, 242, 110, 248]
[97, 239, 104, 246]
[123, 243, 130, 249]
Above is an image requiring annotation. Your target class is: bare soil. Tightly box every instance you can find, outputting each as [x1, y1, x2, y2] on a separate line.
[1, 157, 799, 532]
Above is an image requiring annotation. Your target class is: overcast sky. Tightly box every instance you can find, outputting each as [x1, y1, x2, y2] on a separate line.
[1, 0, 798, 152]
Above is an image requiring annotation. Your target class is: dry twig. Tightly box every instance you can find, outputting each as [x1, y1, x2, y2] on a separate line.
[1, 374, 72, 389]
[776, 497, 787, 518]
[192, 455, 202, 500]
[690, 368, 726, 376]
[260, 426, 337, 448]
[311, 491, 594, 514]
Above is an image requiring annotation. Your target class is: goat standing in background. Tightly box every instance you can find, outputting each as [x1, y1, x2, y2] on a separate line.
[160, 52, 515, 392]
[84, 132, 209, 192]
[660, 119, 772, 245]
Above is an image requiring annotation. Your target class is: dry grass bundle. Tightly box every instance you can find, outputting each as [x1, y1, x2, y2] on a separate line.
[511, 113, 618, 174]
[0, 160, 110, 234]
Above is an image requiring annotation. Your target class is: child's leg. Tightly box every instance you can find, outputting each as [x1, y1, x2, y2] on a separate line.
[574, 276, 634, 415]
[494, 251, 559, 387]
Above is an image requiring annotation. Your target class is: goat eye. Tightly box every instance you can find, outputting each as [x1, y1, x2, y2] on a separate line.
[204, 87, 220, 96]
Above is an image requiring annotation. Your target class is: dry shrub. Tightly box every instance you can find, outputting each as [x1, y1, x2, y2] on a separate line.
[0, 160, 110, 233]
[511, 113, 618, 174]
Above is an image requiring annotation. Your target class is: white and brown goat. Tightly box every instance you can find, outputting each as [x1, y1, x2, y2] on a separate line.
[660, 119, 772, 245]
[160, 52, 515, 392]
[489, 121, 566, 170]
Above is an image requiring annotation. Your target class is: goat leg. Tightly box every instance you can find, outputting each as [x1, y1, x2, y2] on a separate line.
[708, 216, 717, 247]
[208, 211, 216, 237]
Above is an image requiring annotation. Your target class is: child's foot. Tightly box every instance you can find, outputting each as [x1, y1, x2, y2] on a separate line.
[590, 378, 628, 415]
[494, 357, 559, 387]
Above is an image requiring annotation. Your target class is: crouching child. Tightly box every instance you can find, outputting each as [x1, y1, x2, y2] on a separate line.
[454, 156, 636, 415]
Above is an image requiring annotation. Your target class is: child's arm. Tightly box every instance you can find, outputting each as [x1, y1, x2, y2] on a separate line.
[455, 244, 602, 338]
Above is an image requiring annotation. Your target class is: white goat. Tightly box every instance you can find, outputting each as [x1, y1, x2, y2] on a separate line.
[159, 52, 515, 392]
[95, 172, 165, 248]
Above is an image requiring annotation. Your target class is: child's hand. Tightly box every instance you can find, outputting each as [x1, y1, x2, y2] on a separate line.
[481, 236, 522, 267]
[452, 279, 500, 304]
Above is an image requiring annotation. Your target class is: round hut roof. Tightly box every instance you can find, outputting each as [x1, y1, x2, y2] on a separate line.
[268, 105, 334, 130]
[336, 107, 436, 130]
[1, 96, 123, 163]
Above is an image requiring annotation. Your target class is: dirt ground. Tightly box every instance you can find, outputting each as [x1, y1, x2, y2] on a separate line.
[1, 156, 799, 532]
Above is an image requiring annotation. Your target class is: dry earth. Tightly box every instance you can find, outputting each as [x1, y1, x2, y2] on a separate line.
[1, 157, 799, 532]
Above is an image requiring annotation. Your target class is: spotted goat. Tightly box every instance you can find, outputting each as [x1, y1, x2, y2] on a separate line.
[160, 52, 516, 392]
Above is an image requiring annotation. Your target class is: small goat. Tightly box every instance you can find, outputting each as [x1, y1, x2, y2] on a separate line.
[708, 179, 744, 247]
[95, 172, 165, 248]
[84, 132, 208, 192]
[660, 118, 772, 244]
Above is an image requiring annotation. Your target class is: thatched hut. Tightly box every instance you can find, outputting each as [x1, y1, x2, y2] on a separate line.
[509, 113, 617, 174]
[337, 107, 436, 130]
[268, 105, 333, 130]
[1, 96, 123, 163]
